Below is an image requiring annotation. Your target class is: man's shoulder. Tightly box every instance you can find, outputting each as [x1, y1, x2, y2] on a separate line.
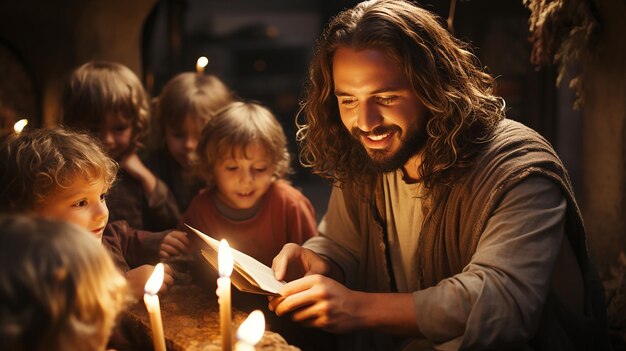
[494, 118, 548, 144]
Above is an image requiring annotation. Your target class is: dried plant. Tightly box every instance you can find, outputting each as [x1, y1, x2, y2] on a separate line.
[523, 0, 600, 109]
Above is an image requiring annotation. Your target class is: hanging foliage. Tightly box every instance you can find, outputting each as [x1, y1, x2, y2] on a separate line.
[523, 0, 600, 109]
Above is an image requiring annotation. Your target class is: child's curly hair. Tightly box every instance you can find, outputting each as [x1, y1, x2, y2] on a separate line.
[0, 128, 118, 212]
[194, 101, 292, 188]
[62, 61, 150, 151]
[151, 72, 233, 149]
[0, 215, 128, 351]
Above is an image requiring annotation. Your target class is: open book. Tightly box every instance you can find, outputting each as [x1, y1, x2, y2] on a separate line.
[186, 224, 285, 296]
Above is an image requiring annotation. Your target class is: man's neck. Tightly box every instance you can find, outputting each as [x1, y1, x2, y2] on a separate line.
[401, 152, 423, 182]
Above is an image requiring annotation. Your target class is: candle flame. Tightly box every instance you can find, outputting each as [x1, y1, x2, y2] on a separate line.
[196, 56, 209, 73]
[218, 239, 233, 277]
[144, 263, 165, 295]
[236, 310, 265, 345]
[13, 119, 28, 133]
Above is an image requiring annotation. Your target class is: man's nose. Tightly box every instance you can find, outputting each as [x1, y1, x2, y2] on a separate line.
[356, 101, 383, 133]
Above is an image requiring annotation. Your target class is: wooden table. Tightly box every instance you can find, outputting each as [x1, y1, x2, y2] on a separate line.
[119, 283, 300, 351]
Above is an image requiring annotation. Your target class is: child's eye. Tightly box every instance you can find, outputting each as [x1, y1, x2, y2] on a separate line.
[100, 193, 107, 202]
[72, 199, 88, 208]
[225, 166, 238, 171]
[112, 124, 130, 133]
[376, 96, 398, 105]
[254, 167, 267, 173]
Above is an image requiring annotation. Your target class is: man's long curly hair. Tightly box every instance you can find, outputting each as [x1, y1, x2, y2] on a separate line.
[297, 0, 505, 190]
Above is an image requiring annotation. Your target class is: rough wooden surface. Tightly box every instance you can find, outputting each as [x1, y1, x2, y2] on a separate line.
[123, 284, 300, 351]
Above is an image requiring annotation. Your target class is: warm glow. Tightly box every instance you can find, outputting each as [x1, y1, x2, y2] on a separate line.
[13, 119, 28, 133]
[196, 56, 209, 73]
[218, 239, 234, 277]
[236, 310, 265, 345]
[144, 263, 165, 295]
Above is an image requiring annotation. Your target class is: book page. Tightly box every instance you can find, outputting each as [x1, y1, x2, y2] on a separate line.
[186, 224, 285, 295]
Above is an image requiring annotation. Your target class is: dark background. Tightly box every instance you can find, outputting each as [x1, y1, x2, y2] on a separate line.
[139, 0, 570, 221]
[1, 0, 625, 347]
[0, 0, 623, 285]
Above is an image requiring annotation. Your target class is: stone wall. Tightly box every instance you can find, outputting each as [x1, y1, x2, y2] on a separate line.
[0, 0, 157, 127]
[579, 0, 626, 277]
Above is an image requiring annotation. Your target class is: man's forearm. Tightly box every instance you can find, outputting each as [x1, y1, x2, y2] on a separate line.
[353, 291, 424, 336]
[319, 254, 345, 283]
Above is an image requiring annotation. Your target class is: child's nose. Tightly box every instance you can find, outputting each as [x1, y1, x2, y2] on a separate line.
[94, 201, 109, 222]
[184, 137, 197, 151]
[100, 131, 114, 145]
[240, 169, 253, 183]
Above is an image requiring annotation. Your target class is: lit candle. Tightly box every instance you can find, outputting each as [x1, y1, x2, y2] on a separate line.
[235, 310, 265, 351]
[13, 119, 28, 134]
[217, 239, 234, 351]
[143, 263, 166, 351]
[196, 56, 209, 74]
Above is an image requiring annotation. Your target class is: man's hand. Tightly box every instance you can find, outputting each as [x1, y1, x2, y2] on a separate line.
[125, 264, 174, 299]
[270, 276, 421, 336]
[271, 243, 330, 282]
[269, 274, 364, 334]
[160, 230, 190, 259]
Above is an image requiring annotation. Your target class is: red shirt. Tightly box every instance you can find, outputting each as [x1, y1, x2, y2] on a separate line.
[181, 180, 317, 267]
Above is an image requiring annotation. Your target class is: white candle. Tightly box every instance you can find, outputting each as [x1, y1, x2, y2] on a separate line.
[13, 118, 28, 134]
[235, 310, 265, 351]
[196, 56, 209, 74]
[217, 239, 234, 351]
[143, 263, 166, 351]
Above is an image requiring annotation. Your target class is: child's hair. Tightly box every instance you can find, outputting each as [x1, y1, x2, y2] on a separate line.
[195, 101, 291, 187]
[0, 128, 118, 212]
[152, 72, 233, 148]
[62, 60, 150, 151]
[0, 214, 128, 351]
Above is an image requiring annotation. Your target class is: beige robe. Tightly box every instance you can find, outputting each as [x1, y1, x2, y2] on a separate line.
[304, 119, 608, 350]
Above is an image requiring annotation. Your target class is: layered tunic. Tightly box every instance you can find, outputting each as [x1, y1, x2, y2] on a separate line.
[305, 119, 608, 350]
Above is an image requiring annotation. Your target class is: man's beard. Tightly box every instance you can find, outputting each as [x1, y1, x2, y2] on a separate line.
[352, 124, 427, 173]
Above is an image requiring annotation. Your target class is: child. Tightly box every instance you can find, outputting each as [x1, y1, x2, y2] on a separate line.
[182, 101, 317, 267]
[62, 60, 180, 231]
[0, 214, 128, 351]
[0, 128, 189, 298]
[145, 72, 234, 213]
[183, 101, 330, 351]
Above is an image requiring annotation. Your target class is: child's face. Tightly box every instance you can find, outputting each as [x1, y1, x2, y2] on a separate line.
[213, 143, 276, 210]
[97, 113, 133, 160]
[33, 177, 109, 241]
[165, 115, 201, 169]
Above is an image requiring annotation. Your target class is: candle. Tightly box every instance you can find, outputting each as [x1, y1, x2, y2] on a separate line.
[196, 56, 209, 74]
[143, 263, 166, 351]
[235, 310, 265, 351]
[217, 239, 234, 351]
[13, 119, 28, 134]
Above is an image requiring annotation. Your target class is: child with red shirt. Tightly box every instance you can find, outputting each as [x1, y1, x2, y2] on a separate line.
[182, 101, 317, 267]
